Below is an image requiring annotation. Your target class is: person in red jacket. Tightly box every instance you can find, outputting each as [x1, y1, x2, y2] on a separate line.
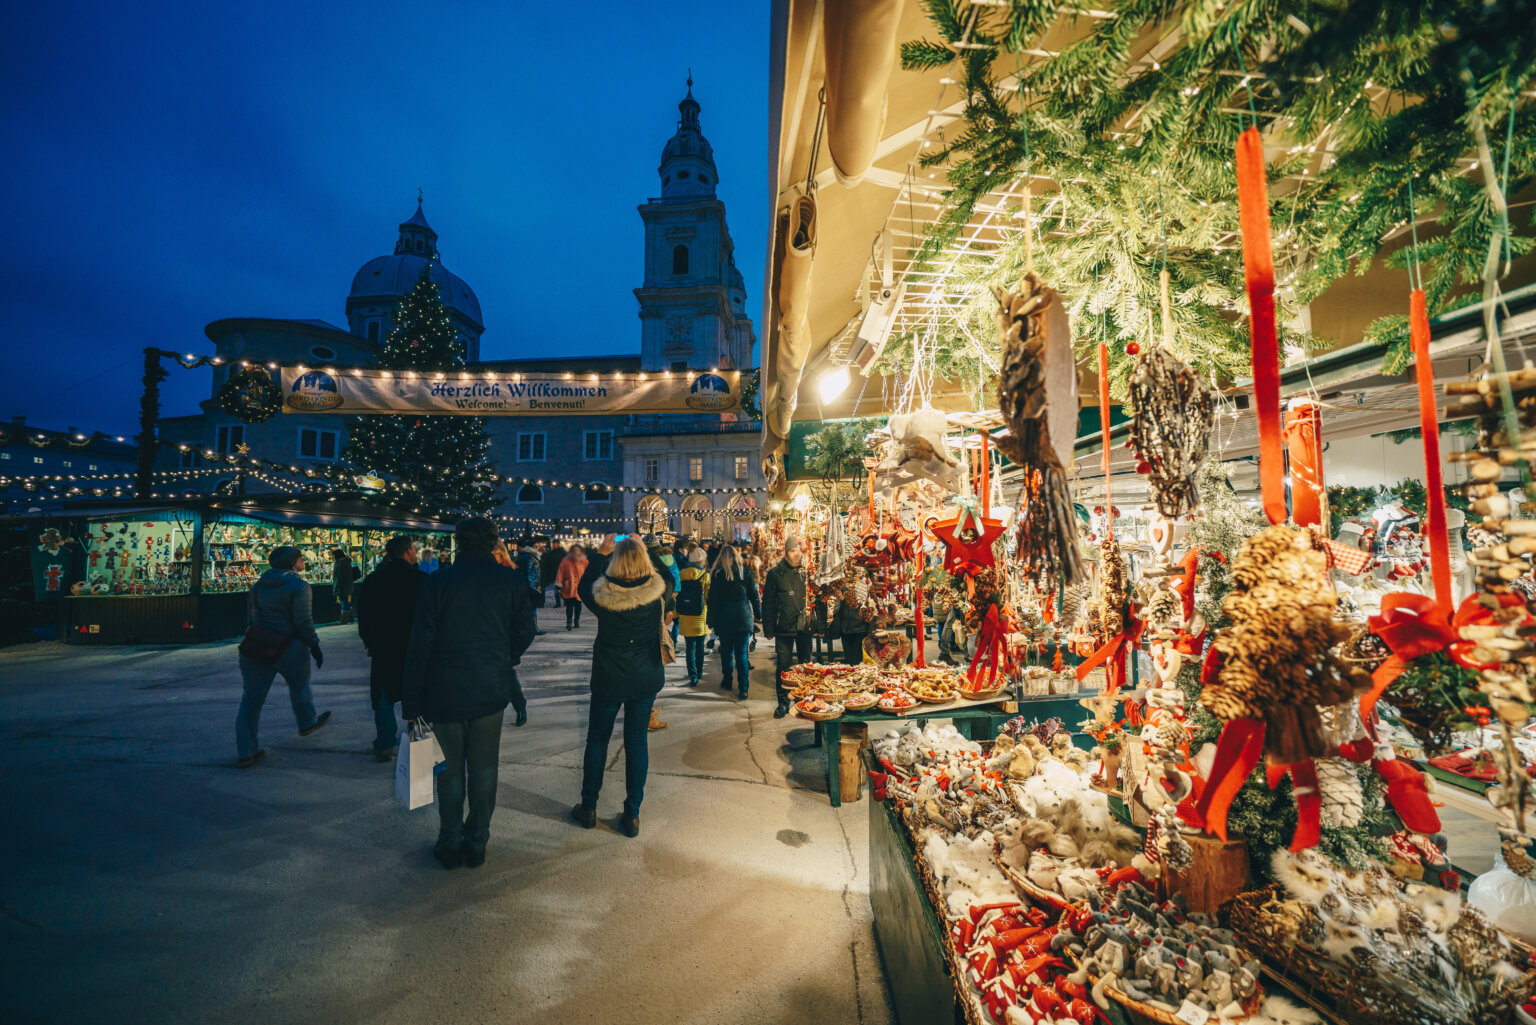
[556, 544, 589, 629]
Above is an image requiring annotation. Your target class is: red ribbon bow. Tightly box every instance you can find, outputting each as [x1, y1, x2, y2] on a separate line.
[1361, 592, 1508, 722]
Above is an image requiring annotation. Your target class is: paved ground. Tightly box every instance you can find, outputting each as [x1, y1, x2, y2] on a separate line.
[0, 609, 896, 1025]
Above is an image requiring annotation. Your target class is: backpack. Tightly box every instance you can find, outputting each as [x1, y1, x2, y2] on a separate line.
[677, 575, 704, 616]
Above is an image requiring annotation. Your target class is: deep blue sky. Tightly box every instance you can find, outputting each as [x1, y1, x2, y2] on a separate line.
[0, 1, 768, 435]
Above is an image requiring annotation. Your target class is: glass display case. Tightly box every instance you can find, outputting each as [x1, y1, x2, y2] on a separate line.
[79, 511, 200, 597]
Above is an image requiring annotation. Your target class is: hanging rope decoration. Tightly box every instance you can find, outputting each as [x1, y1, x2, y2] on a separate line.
[1129, 272, 1215, 518]
[216, 368, 284, 424]
[993, 275, 1085, 588]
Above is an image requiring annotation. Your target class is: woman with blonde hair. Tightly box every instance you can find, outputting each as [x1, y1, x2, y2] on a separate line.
[706, 543, 761, 698]
[572, 534, 668, 837]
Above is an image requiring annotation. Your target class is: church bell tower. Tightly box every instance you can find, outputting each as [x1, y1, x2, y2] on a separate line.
[634, 77, 756, 372]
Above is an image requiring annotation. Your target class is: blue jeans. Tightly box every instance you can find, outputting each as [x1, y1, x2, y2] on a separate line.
[373, 692, 399, 753]
[433, 711, 504, 853]
[580, 694, 656, 818]
[684, 635, 707, 682]
[718, 632, 750, 693]
[235, 640, 317, 760]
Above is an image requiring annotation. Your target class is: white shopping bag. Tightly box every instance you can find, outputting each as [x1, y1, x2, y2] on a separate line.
[394, 720, 444, 810]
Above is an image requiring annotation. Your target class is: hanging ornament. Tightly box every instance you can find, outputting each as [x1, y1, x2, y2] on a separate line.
[930, 504, 1005, 577]
[992, 274, 1084, 587]
[1128, 275, 1215, 519]
[874, 408, 960, 490]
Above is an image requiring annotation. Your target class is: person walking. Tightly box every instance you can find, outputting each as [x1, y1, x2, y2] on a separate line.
[401, 517, 536, 869]
[761, 537, 812, 718]
[706, 544, 760, 698]
[234, 546, 332, 768]
[541, 540, 566, 609]
[556, 543, 588, 629]
[332, 549, 357, 624]
[514, 538, 547, 635]
[355, 535, 425, 761]
[571, 534, 667, 837]
[491, 539, 532, 727]
[831, 563, 876, 666]
[677, 547, 710, 686]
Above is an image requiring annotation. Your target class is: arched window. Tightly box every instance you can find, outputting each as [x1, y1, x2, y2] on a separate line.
[517, 484, 543, 504]
[636, 494, 668, 533]
[583, 482, 610, 504]
[672, 245, 689, 276]
[681, 495, 714, 537]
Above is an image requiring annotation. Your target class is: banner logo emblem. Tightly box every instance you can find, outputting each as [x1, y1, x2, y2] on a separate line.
[287, 370, 344, 411]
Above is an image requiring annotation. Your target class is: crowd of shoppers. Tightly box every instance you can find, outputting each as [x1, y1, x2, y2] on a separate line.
[233, 522, 791, 868]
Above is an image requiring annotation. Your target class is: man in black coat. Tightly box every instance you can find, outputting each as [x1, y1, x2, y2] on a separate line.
[402, 517, 537, 870]
[356, 535, 425, 762]
[761, 537, 812, 718]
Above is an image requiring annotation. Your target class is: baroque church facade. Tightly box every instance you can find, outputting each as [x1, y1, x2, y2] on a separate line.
[158, 84, 762, 538]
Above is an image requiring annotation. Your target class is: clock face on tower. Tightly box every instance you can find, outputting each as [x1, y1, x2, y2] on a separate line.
[666, 315, 691, 341]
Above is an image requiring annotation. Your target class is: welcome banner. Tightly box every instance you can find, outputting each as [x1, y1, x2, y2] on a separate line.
[279, 367, 741, 416]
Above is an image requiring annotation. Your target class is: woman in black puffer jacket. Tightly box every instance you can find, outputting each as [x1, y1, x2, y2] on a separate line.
[705, 544, 761, 699]
[572, 534, 667, 838]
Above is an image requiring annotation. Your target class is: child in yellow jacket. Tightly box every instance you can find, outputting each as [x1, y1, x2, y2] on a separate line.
[678, 549, 711, 686]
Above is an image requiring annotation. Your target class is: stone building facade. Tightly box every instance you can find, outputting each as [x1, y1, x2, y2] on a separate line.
[154, 83, 763, 538]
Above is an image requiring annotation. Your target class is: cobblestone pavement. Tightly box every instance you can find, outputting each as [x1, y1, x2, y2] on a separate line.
[0, 608, 894, 1025]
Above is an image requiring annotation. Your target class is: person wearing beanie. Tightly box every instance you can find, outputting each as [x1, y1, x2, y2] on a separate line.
[402, 517, 537, 869]
[234, 545, 332, 768]
[676, 546, 711, 686]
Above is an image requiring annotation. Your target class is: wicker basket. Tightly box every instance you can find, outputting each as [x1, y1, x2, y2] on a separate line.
[1223, 885, 1536, 1025]
[793, 701, 845, 722]
[843, 691, 878, 711]
[1064, 948, 1264, 1024]
[991, 838, 1073, 914]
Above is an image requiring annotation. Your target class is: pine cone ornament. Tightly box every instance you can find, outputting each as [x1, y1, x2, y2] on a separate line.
[993, 275, 1084, 587]
[1203, 524, 1368, 762]
[1315, 757, 1364, 828]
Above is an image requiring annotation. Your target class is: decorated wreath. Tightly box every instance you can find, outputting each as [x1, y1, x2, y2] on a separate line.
[216, 368, 283, 424]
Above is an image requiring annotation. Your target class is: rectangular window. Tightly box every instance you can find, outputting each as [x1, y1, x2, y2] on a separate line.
[0, 452, 9, 459]
[644, 458, 659, 483]
[734, 456, 748, 480]
[88, 464, 97, 471]
[179, 449, 199, 468]
[298, 426, 339, 461]
[34, 455, 45, 464]
[517, 432, 546, 462]
[215, 424, 245, 454]
[689, 456, 703, 481]
[583, 430, 613, 460]
[366, 321, 380, 342]
[62, 460, 72, 468]
[671, 360, 687, 372]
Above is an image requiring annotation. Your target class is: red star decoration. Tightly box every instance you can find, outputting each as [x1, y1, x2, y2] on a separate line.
[930, 508, 1005, 576]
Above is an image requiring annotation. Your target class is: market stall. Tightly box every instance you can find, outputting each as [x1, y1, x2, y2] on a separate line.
[764, 1, 1536, 1021]
[18, 496, 452, 645]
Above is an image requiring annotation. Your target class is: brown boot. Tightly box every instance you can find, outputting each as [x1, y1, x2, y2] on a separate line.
[648, 709, 668, 731]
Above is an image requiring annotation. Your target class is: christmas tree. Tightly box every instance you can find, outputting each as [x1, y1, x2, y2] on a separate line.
[342, 267, 499, 514]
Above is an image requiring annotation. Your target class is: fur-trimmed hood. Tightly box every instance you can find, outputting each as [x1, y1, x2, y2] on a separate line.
[591, 571, 665, 612]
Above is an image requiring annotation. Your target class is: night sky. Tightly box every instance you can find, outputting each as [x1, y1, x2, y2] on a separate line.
[0, 1, 768, 435]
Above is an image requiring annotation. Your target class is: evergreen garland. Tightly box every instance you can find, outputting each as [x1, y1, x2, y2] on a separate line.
[341, 268, 498, 515]
[893, 0, 1535, 393]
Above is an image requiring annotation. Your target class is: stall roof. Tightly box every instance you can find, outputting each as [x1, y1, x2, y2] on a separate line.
[763, 1, 1532, 453]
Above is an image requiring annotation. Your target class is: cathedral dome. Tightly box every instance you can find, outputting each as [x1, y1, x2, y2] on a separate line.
[346, 201, 483, 329]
